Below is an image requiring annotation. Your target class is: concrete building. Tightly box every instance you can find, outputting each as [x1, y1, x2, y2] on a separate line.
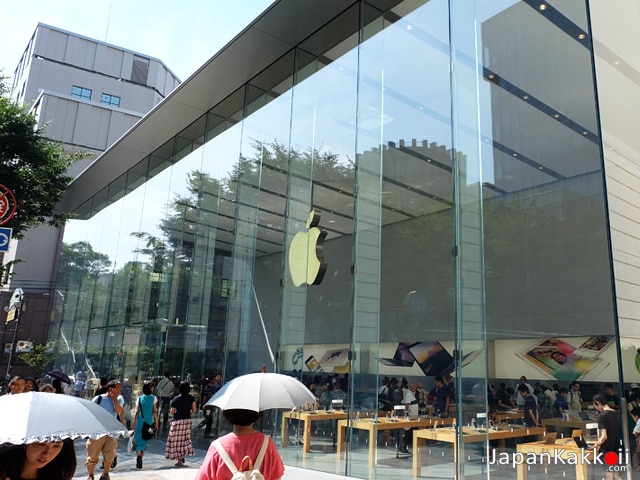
[2, 23, 179, 313]
[26, 1, 640, 478]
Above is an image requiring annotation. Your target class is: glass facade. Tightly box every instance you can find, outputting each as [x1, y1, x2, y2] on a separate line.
[49, 1, 632, 478]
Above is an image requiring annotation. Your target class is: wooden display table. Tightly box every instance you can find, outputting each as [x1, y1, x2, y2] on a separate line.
[541, 417, 594, 433]
[515, 438, 596, 479]
[281, 410, 348, 453]
[412, 425, 545, 477]
[494, 410, 524, 423]
[336, 416, 453, 466]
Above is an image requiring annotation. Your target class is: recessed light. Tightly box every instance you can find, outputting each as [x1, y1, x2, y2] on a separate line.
[538, 166, 544, 170]
[578, 33, 586, 39]
[539, 4, 547, 10]
[582, 131, 588, 135]
[488, 74, 495, 79]
[523, 95, 529, 100]
[554, 114, 560, 118]
[512, 153, 518, 157]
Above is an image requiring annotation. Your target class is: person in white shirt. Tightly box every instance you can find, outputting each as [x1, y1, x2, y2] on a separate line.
[404, 383, 420, 417]
[515, 376, 534, 407]
[156, 372, 175, 430]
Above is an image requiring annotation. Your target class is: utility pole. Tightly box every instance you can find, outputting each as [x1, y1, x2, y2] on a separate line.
[4, 287, 24, 380]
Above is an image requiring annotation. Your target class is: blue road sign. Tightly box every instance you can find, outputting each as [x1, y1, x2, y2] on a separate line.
[0, 227, 12, 252]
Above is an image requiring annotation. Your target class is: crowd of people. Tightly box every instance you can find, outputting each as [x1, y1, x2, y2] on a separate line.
[2, 368, 640, 480]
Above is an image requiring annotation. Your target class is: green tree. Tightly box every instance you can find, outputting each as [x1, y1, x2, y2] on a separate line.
[20, 342, 57, 376]
[0, 78, 83, 278]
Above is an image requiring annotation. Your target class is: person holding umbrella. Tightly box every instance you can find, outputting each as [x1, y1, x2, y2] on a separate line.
[0, 439, 76, 480]
[0, 392, 128, 480]
[195, 368, 316, 480]
[7, 376, 25, 395]
[195, 409, 284, 480]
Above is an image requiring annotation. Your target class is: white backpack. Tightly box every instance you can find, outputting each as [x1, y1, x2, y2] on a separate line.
[212, 434, 270, 480]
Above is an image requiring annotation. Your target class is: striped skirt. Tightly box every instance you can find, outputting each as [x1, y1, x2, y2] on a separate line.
[165, 418, 195, 460]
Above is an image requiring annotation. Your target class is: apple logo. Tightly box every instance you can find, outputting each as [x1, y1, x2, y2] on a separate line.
[288, 210, 327, 287]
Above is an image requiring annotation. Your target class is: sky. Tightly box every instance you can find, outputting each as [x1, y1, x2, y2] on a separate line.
[0, 0, 274, 82]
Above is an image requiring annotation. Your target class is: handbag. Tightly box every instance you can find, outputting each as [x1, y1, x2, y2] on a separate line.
[138, 398, 156, 440]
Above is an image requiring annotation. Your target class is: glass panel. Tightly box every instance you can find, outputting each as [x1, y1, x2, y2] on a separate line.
[451, 1, 618, 478]
[356, 1, 457, 477]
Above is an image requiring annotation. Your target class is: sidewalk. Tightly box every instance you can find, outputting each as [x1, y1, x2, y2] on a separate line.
[72, 437, 356, 480]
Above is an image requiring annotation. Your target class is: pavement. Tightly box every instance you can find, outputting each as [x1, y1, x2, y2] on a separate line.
[71, 435, 356, 480]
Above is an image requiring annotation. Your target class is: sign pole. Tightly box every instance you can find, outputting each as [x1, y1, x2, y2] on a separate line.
[4, 288, 24, 380]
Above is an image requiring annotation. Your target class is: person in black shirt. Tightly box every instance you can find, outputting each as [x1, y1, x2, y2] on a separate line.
[603, 383, 621, 410]
[165, 381, 196, 467]
[593, 393, 623, 480]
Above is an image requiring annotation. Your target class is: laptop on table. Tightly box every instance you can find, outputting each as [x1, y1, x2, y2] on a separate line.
[573, 436, 595, 448]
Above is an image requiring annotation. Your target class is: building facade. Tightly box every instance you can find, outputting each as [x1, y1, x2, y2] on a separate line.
[48, 0, 640, 478]
[4, 23, 179, 294]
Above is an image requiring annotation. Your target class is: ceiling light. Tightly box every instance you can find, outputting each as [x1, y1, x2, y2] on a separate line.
[582, 131, 588, 135]
[523, 95, 529, 100]
[578, 33, 586, 39]
[512, 153, 518, 157]
[538, 166, 544, 170]
[554, 114, 560, 118]
[539, 4, 547, 10]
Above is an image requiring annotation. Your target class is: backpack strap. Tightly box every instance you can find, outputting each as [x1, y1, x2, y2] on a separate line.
[253, 434, 270, 470]
[212, 435, 270, 474]
[212, 440, 239, 474]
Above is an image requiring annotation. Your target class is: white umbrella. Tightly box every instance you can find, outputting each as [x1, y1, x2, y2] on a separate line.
[0, 392, 130, 445]
[206, 372, 316, 412]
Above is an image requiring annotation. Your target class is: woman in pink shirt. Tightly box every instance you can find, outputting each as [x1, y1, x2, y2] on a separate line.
[195, 409, 284, 480]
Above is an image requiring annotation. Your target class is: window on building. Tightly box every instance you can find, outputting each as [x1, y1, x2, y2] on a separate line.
[100, 93, 121, 107]
[71, 85, 92, 100]
[131, 55, 149, 85]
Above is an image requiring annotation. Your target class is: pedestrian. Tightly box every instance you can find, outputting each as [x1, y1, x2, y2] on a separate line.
[121, 374, 136, 429]
[86, 380, 124, 480]
[24, 377, 36, 393]
[156, 372, 174, 430]
[133, 381, 158, 470]
[7, 376, 25, 395]
[165, 381, 197, 467]
[204, 374, 222, 438]
[51, 379, 65, 394]
[0, 439, 76, 480]
[195, 409, 284, 480]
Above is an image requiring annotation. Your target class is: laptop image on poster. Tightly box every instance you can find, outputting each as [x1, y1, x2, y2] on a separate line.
[377, 342, 415, 367]
[409, 341, 454, 376]
[440, 349, 482, 376]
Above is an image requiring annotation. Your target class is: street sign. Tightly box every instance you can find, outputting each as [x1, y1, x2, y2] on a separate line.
[5, 287, 23, 324]
[0, 184, 17, 226]
[0, 227, 11, 252]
